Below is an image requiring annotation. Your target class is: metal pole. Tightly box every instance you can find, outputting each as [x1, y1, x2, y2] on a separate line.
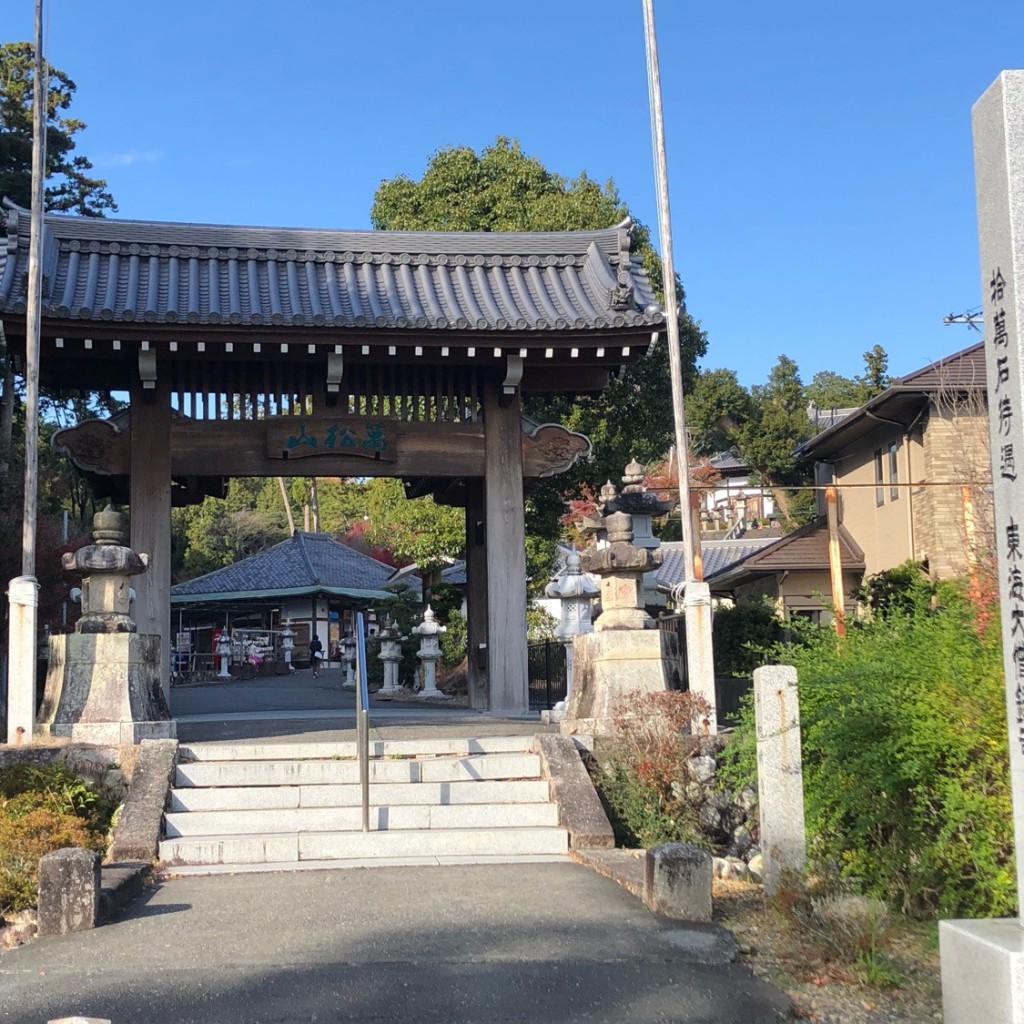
[355, 612, 370, 833]
[642, 0, 700, 582]
[642, 0, 717, 732]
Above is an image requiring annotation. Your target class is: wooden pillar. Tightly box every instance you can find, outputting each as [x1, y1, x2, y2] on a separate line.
[129, 376, 172, 700]
[483, 385, 528, 713]
[464, 479, 488, 709]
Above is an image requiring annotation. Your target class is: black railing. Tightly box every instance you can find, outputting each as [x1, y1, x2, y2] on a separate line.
[527, 640, 568, 709]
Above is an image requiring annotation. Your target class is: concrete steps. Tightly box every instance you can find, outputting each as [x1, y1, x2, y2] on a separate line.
[159, 735, 568, 873]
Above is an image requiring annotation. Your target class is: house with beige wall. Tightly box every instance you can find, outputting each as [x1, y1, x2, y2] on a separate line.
[798, 343, 991, 581]
[708, 344, 991, 620]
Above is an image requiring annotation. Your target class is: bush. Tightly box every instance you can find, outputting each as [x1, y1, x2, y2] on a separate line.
[0, 762, 114, 917]
[441, 611, 467, 667]
[593, 689, 713, 850]
[726, 579, 1013, 919]
[712, 600, 782, 676]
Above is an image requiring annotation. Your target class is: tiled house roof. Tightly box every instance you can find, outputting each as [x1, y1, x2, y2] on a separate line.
[655, 538, 777, 591]
[0, 201, 663, 336]
[705, 517, 865, 592]
[171, 532, 398, 604]
[798, 343, 986, 461]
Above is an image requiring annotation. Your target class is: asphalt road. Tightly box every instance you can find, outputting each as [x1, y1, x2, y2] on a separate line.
[0, 863, 790, 1024]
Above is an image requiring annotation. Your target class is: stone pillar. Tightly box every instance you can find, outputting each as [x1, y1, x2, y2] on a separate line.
[130, 377, 172, 701]
[413, 607, 446, 699]
[753, 665, 806, 894]
[940, 69, 1024, 1024]
[37, 848, 100, 936]
[215, 630, 233, 680]
[483, 386, 528, 713]
[5, 575, 39, 744]
[464, 479, 489, 710]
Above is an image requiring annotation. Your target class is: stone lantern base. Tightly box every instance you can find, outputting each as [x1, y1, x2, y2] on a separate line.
[37, 633, 176, 744]
[559, 631, 672, 737]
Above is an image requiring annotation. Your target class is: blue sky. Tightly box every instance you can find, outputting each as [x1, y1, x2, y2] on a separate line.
[8, 0, 1023, 388]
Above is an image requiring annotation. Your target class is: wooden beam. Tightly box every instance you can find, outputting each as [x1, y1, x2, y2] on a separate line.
[464, 479, 488, 711]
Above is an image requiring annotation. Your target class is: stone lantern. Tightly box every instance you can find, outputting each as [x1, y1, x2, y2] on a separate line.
[281, 619, 295, 673]
[413, 606, 446, 699]
[341, 632, 358, 689]
[544, 547, 599, 713]
[37, 505, 175, 743]
[582, 511, 662, 630]
[215, 627, 234, 680]
[377, 617, 406, 695]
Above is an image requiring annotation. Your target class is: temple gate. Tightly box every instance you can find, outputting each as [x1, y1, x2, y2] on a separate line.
[0, 200, 665, 713]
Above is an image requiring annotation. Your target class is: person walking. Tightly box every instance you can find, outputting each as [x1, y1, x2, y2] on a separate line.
[309, 634, 324, 677]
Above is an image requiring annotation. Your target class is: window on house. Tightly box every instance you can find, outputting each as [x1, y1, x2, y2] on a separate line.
[874, 449, 884, 506]
[889, 442, 899, 501]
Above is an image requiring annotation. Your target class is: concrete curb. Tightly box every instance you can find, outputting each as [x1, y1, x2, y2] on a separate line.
[100, 861, 154, 921]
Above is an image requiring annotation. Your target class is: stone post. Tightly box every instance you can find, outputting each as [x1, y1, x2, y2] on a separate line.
[37, 848, 100, 935]
[281, 620, 295, 673]
[413, 606, 446, 699]
[753, 664, 806, 895]
[683, 581, 718, 734]
[940, 69, 1024, 1024]
[5, 575, 39, 745]
[377, 618, 405, 695]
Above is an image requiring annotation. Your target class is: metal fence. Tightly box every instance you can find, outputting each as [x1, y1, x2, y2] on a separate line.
[527, 640, 568, 709]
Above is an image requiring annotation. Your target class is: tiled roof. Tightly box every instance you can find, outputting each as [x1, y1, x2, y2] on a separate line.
[0, 200, 663, 335]
[705, 518, 865, 591]
[171, 531, 396, 599]
[655, 538, 777, 591]
[895, 342, 986, 389]
[798, 343, 987, 460]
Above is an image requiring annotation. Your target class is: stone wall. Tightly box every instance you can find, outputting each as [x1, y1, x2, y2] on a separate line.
[917, 401, 992, 579]
[0, 744, 129, 804]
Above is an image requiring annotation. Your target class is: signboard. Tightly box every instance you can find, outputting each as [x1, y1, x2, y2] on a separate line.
[266, 418, 395, 462]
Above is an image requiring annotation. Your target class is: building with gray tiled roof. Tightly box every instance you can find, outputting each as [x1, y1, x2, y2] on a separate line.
[171, 532, 403, 671]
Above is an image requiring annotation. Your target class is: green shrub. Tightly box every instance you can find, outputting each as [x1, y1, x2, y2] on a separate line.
[712, 600, 782, 676]
[0, 762, 115, 917]
[727, 579, 1013, 919]
[441, 611, 467, 667]
[593, 689, 713, 850]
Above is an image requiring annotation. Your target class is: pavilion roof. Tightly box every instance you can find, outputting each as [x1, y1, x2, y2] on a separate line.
[0, 200, 663, 337]
[170, 531, 398, 604]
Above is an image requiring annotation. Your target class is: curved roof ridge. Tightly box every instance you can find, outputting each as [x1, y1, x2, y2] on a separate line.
[1, 198, 636, 258]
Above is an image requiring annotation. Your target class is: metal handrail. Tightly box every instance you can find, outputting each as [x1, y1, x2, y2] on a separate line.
[355, 612, 371, 832]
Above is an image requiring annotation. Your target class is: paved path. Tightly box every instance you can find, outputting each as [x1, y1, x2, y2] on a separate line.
[170, 671, 554, 744]
[0, 863, 789, 1024]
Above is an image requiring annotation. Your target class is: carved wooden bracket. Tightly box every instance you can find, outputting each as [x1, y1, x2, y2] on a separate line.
[52, 419, 129, 476]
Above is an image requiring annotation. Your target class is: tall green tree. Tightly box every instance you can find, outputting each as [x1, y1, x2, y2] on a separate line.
[806, 345, 892, 410]
[0, 41, 116, 215]
[687, 355, 813, 524]
[372, 137, 708, 540]
[0, 42, 118, 493]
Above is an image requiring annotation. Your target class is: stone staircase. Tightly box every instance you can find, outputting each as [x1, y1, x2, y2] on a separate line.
[159, 735, 569, 874]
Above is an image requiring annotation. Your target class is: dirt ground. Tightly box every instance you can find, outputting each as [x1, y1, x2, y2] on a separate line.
[713, 881, 943, 1024]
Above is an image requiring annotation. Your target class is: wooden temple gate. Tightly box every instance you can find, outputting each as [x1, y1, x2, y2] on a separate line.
[0, 200, 666, 713]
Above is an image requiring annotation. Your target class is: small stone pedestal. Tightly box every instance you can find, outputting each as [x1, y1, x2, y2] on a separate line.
[37, 848, 100, 936]
[37, 506, 175, 743]
[940, 920, 1024, 1024]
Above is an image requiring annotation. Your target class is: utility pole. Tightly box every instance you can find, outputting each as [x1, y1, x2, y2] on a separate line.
[7, 0, 46, 744]
[642, 0, 717, 731]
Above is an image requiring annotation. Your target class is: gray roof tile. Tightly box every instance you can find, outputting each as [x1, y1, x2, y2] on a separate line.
[655, 539, 776, 590]
[0, 201, 663, 335]
[171, 531, 396, 597]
